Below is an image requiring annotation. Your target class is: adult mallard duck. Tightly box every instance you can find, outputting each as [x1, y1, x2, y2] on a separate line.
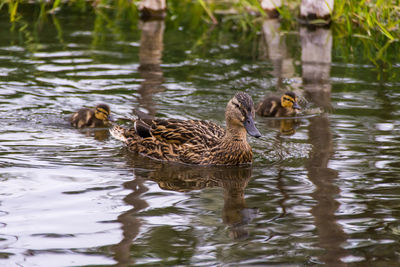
[70, 103, 111, 128]
[256, 91, 301, 117]
[110, 92, 261, 165]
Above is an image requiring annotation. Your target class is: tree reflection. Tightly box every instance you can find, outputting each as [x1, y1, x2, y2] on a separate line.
[137, 19, 165, 117]
[260, 17, 295, 89]
[112, 176, 149, 266]
[301, 25, 348, 265]
[111, 15, 166, 266]
[301, 26, 332, 111]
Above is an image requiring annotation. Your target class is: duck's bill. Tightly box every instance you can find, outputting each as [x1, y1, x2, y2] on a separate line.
[244, 116, 262, 138]
[293, 102, 301, 110]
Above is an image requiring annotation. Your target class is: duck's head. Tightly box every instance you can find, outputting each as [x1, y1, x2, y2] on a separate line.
[226, 92, 261, 138]
[281, 92, 301, 111]
[94, 104, 111, 121]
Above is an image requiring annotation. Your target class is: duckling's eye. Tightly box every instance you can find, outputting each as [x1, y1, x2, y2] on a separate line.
[97, 108, 109, 115]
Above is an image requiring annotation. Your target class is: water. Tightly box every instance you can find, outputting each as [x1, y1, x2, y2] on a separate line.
[1, 5, 400, 266]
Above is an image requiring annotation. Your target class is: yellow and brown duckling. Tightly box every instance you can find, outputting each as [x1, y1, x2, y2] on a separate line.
[110, 92, 261, 166]
[70, 103, 111, 128]
[256, 91, 301, 117]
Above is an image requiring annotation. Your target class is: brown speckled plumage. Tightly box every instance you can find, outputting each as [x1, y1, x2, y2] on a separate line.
[110, 92, 261, 166]
[70, 104, 111, 128]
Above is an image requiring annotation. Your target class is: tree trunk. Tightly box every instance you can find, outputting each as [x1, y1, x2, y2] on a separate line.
[138, 20, 165, 117]
[301, 26, 332, 110]
[261, 18, 294, 87]
[260, 0, 282, 18]
[300, 0, 334, 24]
[139, 0, 166, 20]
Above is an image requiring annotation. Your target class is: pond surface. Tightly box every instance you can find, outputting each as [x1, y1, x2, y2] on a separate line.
[1, 5, 400, 267]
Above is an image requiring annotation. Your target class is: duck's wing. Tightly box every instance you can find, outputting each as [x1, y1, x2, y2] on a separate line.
[133, 108, 154, 120]
[134, 119, 152, 138]
[150, 119, 225, 146]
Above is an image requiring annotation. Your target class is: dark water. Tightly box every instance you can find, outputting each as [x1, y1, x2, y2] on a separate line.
[1, 5, 400, 266]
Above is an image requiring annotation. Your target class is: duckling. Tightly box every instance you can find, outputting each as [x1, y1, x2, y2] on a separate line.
[110, 92, 261, 166]
[70, 103, 111, 128]
[256, 91, 301, 117]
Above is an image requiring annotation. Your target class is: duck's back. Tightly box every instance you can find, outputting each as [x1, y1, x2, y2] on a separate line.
[150, 119, 225, 146]
[111, 118, 226, 164]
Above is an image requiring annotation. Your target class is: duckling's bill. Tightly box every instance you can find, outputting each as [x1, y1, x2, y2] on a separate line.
[293, 101, 301, 110]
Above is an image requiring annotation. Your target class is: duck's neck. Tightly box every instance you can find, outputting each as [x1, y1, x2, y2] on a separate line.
[209, 123, 252, 165]
[223, 124, 248, 143]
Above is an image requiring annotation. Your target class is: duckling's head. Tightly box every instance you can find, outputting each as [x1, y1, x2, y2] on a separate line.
[281, 92, 301, 111]
[226, 92, 261, 138]
[94, 104, 111, 121]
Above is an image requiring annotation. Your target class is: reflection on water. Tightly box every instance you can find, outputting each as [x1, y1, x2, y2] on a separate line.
[76, 128, 110, 141]
[301, 26, 332, 111]
[137, 19, 165, 117]
[302, 25, 348, 266]
[131, 155, 254, 235]
[113, 153, 258, 265]
[307, 115, 347, 266]
[261, 16, 295, 89]
[1, 6, 400, 267]
[260, 117, 301, 136]
[113, 175, 148, 266]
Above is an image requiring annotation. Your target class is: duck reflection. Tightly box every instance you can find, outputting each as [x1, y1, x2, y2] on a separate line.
[301, 25, 348, 265]
[113, 151, 255, 265]
[261, 117, 301, 136]
[141, 158, 255, 240]
[111, 154, 255, 265]
[73, 128, 110, 141]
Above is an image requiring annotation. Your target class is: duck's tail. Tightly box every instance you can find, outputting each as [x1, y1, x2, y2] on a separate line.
[109, 125, 128, 143]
